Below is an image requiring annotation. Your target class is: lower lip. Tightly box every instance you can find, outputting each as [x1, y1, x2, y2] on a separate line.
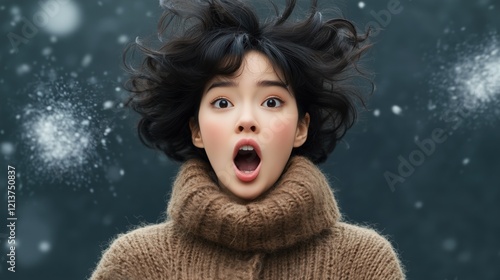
[233, 161, 261, 182]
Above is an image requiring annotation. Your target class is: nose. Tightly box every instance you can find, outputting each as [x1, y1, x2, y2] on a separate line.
[238, 123, 257, 132]
[236, 106, 259, 133]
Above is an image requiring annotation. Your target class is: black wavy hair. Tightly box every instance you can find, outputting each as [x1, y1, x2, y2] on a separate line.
[124, 0, 372, 164]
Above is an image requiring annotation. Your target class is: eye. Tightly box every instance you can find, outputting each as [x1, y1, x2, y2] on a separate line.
[262, 97, 283, 108]
[211, 98, 233, 109]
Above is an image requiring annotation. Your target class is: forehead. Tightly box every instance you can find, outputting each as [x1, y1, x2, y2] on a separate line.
[241, 51, 277, 76]
[203, 51, 291, 95]
[213, 51, 285, 82]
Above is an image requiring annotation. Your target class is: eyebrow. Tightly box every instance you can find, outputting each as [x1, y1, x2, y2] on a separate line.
[258, 80, 288, 89]
[206, 80, 289, 91]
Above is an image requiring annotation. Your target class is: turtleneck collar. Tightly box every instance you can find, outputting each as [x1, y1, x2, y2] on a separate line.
[167, 156, 340, 252]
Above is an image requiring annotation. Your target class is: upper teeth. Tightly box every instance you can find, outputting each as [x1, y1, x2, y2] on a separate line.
[239, 145, 254, 151]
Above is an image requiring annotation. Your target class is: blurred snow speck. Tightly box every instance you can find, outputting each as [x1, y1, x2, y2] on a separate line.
[104, 127, 112, 136]
[1, 142, 16, 156]
[106, 165, 124, 182]
[427, 100, 437, 111]
[16, 64, 31, 75]
[358, 2, 366, 9]
[39, 0, 82, 36]
[103, 100, 114, 109]
[41, 47, 53, 56]
[39, 241, 51, 253]
[115, 6, 124, 15]
[117, 34, 129, 44]
[373, 109, 380, 117]
[102, 214, 113, 226]
[391, 105, 402, 115]
[442, 238, 457, 252]
[81, 54, 93, 67]
[414, 201, 423, 209]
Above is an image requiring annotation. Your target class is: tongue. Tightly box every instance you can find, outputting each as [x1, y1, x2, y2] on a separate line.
[235, 150, 260, 172]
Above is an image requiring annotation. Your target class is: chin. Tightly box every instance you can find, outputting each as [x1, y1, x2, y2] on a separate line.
[230, 186, 265, 202]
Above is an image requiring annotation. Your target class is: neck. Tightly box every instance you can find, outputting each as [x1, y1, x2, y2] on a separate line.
[167, 156, 341, 252]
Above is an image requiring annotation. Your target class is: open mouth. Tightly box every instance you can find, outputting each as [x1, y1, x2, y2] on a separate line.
[234, 145, 261, 173]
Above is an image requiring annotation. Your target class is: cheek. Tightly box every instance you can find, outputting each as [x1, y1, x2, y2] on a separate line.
[259, 112, 298, 147]
[272, 124, 297, 149]
[199, 114, 231, 147]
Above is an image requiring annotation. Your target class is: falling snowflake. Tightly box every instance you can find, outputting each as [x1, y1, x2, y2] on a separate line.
[24, 104, 94, 169]
[391, 105, 402, 115]
[39, 241, 51, 253]
[1, 142, 15, 157]
[414, 201, 423, 209]
[38, 0, 82, 36]
[429, 33, 500, 127]
[18, 72, 117, 186]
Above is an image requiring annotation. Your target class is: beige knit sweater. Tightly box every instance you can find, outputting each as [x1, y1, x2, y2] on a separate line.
[90, 156, 405, 279]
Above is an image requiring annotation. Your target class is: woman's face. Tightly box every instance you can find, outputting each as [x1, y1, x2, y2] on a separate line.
[190, 51, 309, 201]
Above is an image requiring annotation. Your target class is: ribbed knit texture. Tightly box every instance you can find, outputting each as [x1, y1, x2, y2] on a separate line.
[90, 156, 405, 279]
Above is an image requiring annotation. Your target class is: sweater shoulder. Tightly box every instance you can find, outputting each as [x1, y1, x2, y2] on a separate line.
[330, 222, 406, 279]
[104, 222, 172, 253]
[89, 222, 175, 280]
[334, 222, 396, 247]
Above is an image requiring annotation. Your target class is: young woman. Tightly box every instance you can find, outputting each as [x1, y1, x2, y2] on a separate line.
[90, 0, 405, 278]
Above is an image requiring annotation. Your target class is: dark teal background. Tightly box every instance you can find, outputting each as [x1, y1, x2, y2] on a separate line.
[1, 0, 499, 279]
